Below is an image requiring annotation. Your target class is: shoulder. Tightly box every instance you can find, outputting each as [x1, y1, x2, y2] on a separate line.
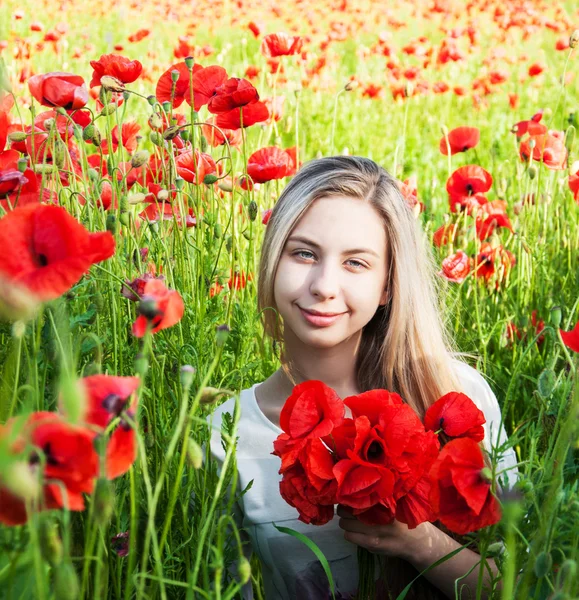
[448, 359, 500, 413]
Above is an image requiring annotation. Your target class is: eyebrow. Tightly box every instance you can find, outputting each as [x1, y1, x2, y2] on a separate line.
[286, 236, 381, 258]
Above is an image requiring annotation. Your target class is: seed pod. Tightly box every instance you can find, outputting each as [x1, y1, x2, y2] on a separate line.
[556, 559, 577, 591]
[162, 101, 172, 113]
[175, 177, 185, 191]
[53, 561, 80, 600]
[150, 131, 165, 148]
[8, 131, 28, 143]
[181, 128, 191, 142]
[87, 168, 99, 182]
[248, 201, 258, 221]
[130, 150, 149, 169]
[33, 164, 55, 175]
[479, 467, 493, 483]
[486, 542, 505, 558]
[17, 157, 28, 173]
[528, 164, 538, 179]
[213, 223, 222, 238]
[569, 30, 579, 49]
[550, 306, 562, 328]
[100, 75, 125, 93]
[106, 214, 119, 234]
[148, 113, 163, 129]
[225, 236, 233, 253]
[92, 127, 102, 147]
[184, 56, 195, 70]
[186, 438, 203, 469]
[53, 139, 67, 169]
[180, 365, 196, 390]
[83, 124, 96, 142]
[100, 102, 119, 116]
[534, 551, 553, 579]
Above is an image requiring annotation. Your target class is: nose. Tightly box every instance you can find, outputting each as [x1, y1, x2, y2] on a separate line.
[308, 260, 340, 300]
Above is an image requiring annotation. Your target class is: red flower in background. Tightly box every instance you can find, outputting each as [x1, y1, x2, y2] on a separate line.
[569, 161, 579, 202]
[246, 146, 293, 183]
[189, 65, 228, 110]
[201, 117, 242, 148]
[156, 62, 202, 108]
[89, 54, 143, 87]
[439, 250, 470, 283]
[28, 72, 88, 110]
[433, 223, 457, 247]
[100, 121, 141, 154]
[128, 29, 150, 43]
[446, 165, 492, 213]
[439, 127, 480, 155]
[520, 133, 567, 170]
[207, 77, 259, 113]
[78, 376, 141, 479]
[0, 204, 115, 301]
[561, 321, 579, 353]
[474, 243, 516, 283]
[424, 392, 486, 441]
[429, 437, 501, 535]
[512, 110, 544, 138]
[132, 279, 185, 337]
[215, 102, 269, 129]
[0, 412, 99, 526]
[260, 33, 304, 57]
[528, 62, 546, 77]
[176, 149, 217, 184]
[475, 210, 513, 241]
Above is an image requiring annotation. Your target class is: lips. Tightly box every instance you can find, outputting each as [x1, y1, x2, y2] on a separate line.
[298, 307, 346, 327]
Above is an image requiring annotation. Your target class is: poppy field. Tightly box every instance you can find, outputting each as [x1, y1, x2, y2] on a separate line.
[0, 0, 579, 598]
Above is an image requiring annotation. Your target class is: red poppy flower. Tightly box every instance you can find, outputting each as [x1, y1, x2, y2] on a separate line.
[474, 243, 516, 283]
[439, 250, 470, 283]
[528, 62, 546, 77]
[519, 133, 567, 170]
[424, 392, 486, 441]
[214, 101, 269, 130]
[439, 127, 480, 155]
[343, 389, 403, 426]
[201, 117, 242, 148]
[0, 204, 115, 301]
[0, 93, 14, 152]
[0, 412, 99, 525]
[279, 380, 344, 440]
[127, 28, 150, 43]
[132, 279, 185, 337]
[260, 33, 304, 58]
[100, 121, 141, 154]
[429, 437, 501, 535]
[560, 321, 579, 353]
[475, 211, 512, 241]
[569, 161, 579, 202]
[512, 110, 544, 137]
[246, 147, 293, 183]
[176, 149, 217, 184]
[433, 223, 457, 247]
[207, 77, 259, 114]
[156, 62, 204, 109]
[187, 65, 228, 110]
[89, 54, 143, 87]
[78, 375, 141, 479]
[138, 202, 197, 228]
[28, 72, 88, 110]
[394, 474, 437, 529]
[262, 208, 272, 225]
[446, 165, 492, 213]
[279, 463, 336, 525]
[2, 168, 52, 210]
[247, 21, 263, 38]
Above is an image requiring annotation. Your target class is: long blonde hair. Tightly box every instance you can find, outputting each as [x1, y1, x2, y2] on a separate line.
[257, 155, 465, 418]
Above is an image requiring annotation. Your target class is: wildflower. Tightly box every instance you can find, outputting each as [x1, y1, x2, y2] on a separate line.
[260, 33, 304, 58]
[132, 279, 185, 337]
[89, 54, 143, 88]
[446, 165, 492, 213]
[28, 72, 88, 110]
[246, 147, 293, 183]
[439, 127, 480, 155]
[439, 250, 470, 283]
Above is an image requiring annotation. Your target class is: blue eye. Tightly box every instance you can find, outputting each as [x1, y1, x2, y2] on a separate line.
[294, 250, 315, 260]
[346, 259, 366, 270]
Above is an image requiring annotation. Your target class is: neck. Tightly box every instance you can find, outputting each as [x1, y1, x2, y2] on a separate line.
[277, 328, 362, 400]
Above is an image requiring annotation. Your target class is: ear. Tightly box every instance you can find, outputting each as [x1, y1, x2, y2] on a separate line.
[379, 289, 390, 306]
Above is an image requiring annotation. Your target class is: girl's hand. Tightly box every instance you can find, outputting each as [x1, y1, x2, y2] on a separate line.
[337, 504, 437, 562]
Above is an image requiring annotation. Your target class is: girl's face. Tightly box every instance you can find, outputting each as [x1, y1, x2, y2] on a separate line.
[273, 196, 389, 350]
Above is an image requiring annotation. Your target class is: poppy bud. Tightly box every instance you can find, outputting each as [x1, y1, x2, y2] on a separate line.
[184, 56, 195, 70]
[213, 223, 222, 238]
[8, 131, 28, 143]
[199, 133, 207, 152]
[94, 291, 104, 311]
[528, 138, 536, 150]
[43, 117, 56, 130]
[87, 168, 99, 182]
[92, 127, 103, 147]
[94, 478, 114, 526]
[162, 125, 181, 140]
[100, 102, 119, 116]
[175, 177, 185, 191]
[186, 438, 203, 469]
[344, 80, 358, 92]
[53, 139, 67, 169]
[550, 306, 562, 328]
[119, 212, 130, 227]
[134, 352, 149, 374]
[127, 192, 147, 205]
[537, 369, 556, 399]
[39, 519, 63, 567]
[570, 30, 579, 49]
[148, 113, 163, 129]
[2, 460, 40, 501]
[479, 467, 493, 483]
[486, 542, 505, 558]
[199, 386, 231, 405]
[150, 131, 165, 148]
[33, 164, 55, 174]
[100, 75, 125, 93]
[180, 365, 196, 389]
[17, 157, 28, 173]
[216, 324, 230, 347]
[181, 128, 191, 142]
[53, 561, 80, 600]
[556, 560, 577, 590]
[534, 551, 553, 579]
[157, 189, 170, 201]
[225, 236, 233, 253]
[203, 174, 219, 185]
[130, 150, 149, 169]
[218, 179, 233, 192]
[238, 556, 251, 584]
[527, 164, 538, 179]
[248, 200, 258, 221]
[106, 214, 119, 234]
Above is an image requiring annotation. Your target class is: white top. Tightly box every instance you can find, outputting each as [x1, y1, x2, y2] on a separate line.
[208, 360, 519, 600]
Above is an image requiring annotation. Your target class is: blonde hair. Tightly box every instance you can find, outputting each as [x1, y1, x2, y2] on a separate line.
[257, 155, 465, 418]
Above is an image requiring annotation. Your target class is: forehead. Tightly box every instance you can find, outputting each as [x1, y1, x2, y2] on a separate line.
[289, 196, 387, 253]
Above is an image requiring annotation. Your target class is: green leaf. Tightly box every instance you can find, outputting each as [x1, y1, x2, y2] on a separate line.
[395, 544, 470, 600]
[273, 523, 336, 600]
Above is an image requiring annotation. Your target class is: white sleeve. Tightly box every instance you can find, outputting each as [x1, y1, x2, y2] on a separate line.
[451, 361, 520, 490]
[205, 404, 255, 600]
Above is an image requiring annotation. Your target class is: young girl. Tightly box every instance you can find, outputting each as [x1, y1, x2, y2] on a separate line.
[209, 156, 519, 600]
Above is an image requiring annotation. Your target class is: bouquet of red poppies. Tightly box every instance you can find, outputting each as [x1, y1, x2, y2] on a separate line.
[272, 381, 501, 597]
